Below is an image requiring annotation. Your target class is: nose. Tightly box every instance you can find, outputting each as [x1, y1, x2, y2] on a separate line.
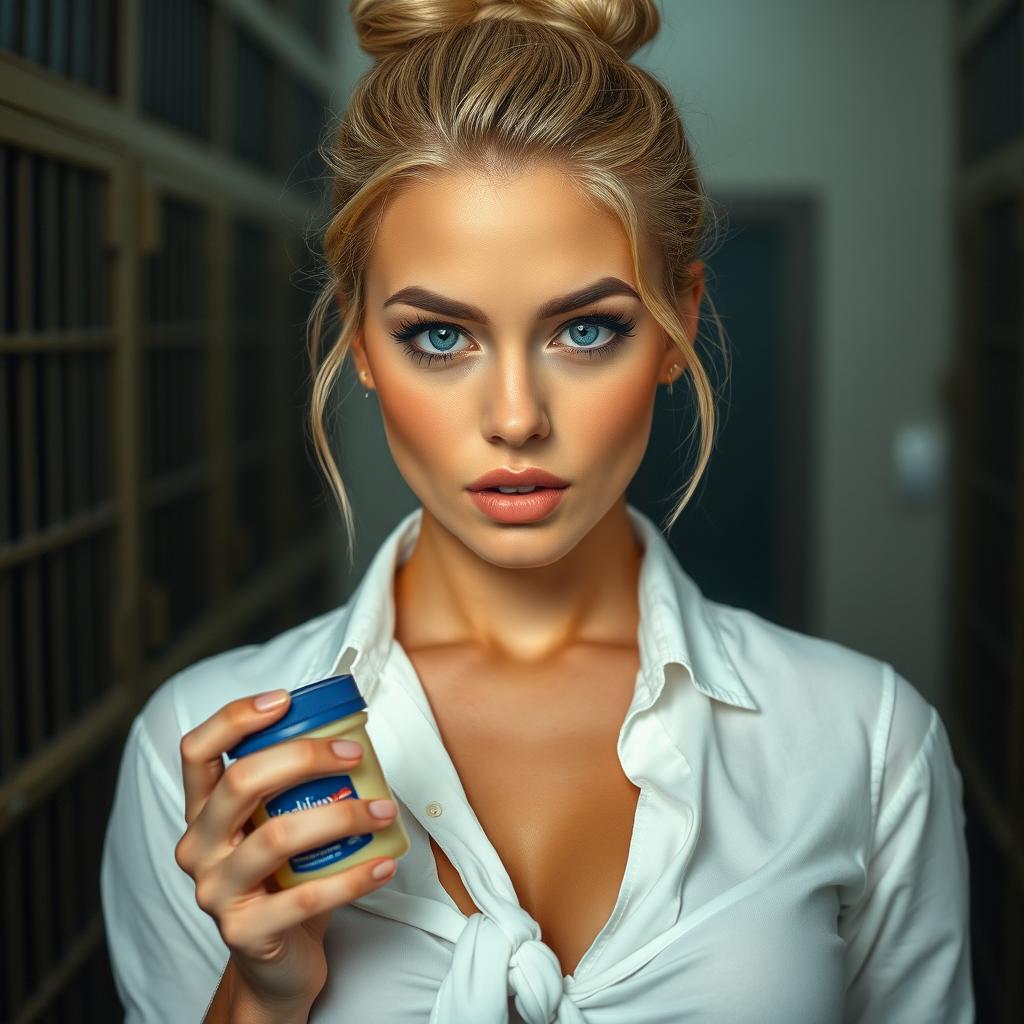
[480, 358, 550, 448]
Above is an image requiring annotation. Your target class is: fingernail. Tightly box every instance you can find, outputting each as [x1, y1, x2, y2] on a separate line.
[371, 858, 396, 880]
[331, 739, 363, 759]
[254, 689, 289, 711]
[368, 799, 396, 819]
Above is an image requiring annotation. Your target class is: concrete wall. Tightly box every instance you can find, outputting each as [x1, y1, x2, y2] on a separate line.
[327, 0, 955, 711]
[640, 0, 955, 710]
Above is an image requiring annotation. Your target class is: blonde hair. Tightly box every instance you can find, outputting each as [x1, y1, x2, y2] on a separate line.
[306, 0, 728, 565]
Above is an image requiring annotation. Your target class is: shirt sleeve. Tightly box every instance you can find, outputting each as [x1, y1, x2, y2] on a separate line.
[101, 709, 229, 1023]
[839, 681, 974, 1023]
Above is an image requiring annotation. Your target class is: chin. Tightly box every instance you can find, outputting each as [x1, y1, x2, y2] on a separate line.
[462, 511, 587, 569]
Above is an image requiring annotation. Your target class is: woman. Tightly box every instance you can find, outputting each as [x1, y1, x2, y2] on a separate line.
[101, 1, 974, 1021]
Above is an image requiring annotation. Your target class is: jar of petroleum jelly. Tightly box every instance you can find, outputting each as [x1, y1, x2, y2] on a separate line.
[226, 675, 410, 889]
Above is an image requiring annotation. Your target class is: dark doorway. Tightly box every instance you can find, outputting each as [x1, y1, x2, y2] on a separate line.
[627, 195, 819, 633]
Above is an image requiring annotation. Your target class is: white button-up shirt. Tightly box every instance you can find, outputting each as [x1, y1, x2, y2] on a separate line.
[101, 503, 974, 1023]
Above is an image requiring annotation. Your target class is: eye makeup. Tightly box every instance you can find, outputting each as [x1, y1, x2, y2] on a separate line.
[388, 310, 638, 368]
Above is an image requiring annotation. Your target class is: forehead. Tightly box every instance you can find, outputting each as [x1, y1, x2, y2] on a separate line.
[366, 165, 640, 298]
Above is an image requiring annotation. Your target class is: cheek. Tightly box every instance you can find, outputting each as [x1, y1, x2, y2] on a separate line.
[376, 377, 465, 469]
[560, 357, 658, 468]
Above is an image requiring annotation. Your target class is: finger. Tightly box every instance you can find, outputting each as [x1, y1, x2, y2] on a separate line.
[190, 734, 365, 854]
[217, 796, 398, 898]
[179, 690, 292, 824]
[221, 856, 399, 951]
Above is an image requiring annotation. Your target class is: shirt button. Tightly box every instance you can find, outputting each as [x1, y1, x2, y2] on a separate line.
[426, 801, 443, 818]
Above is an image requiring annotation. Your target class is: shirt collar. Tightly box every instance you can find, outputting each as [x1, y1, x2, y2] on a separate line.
[309, 503, 759, 712]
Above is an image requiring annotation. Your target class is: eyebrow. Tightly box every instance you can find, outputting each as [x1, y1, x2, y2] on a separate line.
[381, 276, 641, 324]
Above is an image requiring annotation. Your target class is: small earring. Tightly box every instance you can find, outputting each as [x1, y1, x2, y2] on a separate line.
[361, 370, 370, 399]
[667, 363, 679, 394]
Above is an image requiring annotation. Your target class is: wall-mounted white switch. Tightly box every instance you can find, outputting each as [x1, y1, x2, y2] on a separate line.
[891, 419, 948, 509]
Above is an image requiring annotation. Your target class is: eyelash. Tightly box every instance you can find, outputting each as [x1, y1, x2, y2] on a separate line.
[389, 311, 638, 367]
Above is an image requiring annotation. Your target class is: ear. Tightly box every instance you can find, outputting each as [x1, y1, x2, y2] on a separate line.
[660, 261, 704, 379]
[337, 290, 373, 387]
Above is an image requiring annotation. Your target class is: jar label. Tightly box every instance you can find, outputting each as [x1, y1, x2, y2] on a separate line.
[267, 774, 374, 873]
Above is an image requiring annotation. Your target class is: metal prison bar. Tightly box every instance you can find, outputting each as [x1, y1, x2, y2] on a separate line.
[950, 1, 1024, 1021]
[0, 1, 346, 1020]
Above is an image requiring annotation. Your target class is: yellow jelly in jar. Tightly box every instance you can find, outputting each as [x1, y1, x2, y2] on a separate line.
[226, 675, 410, 889]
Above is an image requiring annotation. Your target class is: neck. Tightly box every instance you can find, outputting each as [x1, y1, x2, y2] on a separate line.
[393, 500, 644, 666]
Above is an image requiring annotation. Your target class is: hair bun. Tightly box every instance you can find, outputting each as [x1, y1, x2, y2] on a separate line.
[349, 0, 660, 62]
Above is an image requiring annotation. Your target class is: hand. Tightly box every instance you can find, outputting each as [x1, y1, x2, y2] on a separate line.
[174, 689, 399, 1010]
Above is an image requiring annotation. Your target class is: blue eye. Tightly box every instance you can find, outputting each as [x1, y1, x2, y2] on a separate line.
[417, 324, 461, 353]
[566, 322, 605, 347]
[389, 312, 638, 367]
[389, 321, 469, 366]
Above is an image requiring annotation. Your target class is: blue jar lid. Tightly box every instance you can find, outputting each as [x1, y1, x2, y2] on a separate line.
[227, 675, 367, 760]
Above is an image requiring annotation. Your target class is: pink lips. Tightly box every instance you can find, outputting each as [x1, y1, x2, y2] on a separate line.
[467, 486, 568, 524]
[467, 467, 570, 491]
[465, 466, 571, 524]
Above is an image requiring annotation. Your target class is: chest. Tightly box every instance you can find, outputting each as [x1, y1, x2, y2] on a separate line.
[403, 644, 643, 978]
